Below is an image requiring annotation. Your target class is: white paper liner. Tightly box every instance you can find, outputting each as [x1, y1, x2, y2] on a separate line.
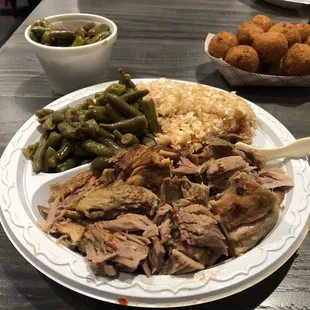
[204, 33, 310, 87]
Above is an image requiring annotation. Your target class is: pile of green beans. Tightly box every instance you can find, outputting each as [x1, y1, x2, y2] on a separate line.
[29, 19, 112, 47]
[22, 69, 160, 173]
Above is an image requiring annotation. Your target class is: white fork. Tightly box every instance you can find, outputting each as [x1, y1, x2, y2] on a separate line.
[235, 137, 310, 162]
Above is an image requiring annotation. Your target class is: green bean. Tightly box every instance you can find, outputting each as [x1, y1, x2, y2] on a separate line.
[142, 136, 157, 146]
[41, 30, 53, 45]
[88, 106, 105, 114]
[81, 140, 114, 157]
[88, 23, 110, 37]
[39, 19, 52, 28]
[82, 22, 96, 32]
[29, 30, 39, 42]
[100, 115, 148, 133]
[43, 117, 55, 131]
[35, 108, 54, 118]
[121, 133, 140, 146]
[118, 68, 136, 88]
[48, 140, 73, 167]
[85, 31, 111, 44]
[95, 83, 127, 105]
[21, 148, 32, 160]
[76, 27, 86, 39]
[80, 120, 115, 140]
[121, 89, 149, 103]
[57, 122, 80, 139]
[32, 134, 48, 174]
[31, 26, 49, 38]
[74, 142, 94, 157]
[81, 98, 95, 109]
[51, 29, 76, 42]
[51, 111, 64, 123]
[55, 39, 71, 47]
[56, 158, 77, 172]
[141, 98, 160, 133]
[99, 138, 121, 151]
[107, 93, 142, 118]
[112, 129, 123, 141]
[72, 36, 84, 46]
[91, 157, 113, 171]
[132, 101, 140, 110]
[105, 104, 125, 122]
[47, 131, 62, 149]
[28, 142, 39, 155]
[43, 146, 57, 172]
[86, 109, 110, 123]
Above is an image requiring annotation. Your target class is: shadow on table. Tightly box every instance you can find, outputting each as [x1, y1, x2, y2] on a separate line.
[196, 62, 310, 106]
[27, 253, 296, 310]
[15, 74, 60, 114]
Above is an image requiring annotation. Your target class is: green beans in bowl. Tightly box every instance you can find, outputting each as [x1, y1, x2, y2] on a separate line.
[29, 19, 112, 47]
[25, 13, 117, 95]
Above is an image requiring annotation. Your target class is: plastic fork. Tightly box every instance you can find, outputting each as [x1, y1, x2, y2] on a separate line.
[235, 137, 310, 162]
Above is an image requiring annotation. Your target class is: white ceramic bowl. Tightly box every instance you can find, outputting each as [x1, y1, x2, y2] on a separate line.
[25, 13, 117, 95]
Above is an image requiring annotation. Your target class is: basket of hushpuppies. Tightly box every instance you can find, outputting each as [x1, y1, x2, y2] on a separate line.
[204, 14, 310, 86]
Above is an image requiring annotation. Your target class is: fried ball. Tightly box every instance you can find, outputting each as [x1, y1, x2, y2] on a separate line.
[263, 61, 285, 76]
[252, 15, 273, 32]
[269, 22, 301, 47]
[282, 43, 310, 76]
[306, 36, 310, 46]
[225, 45, 260, 73]
[208, 32, 239, 59]
[296, 24, 310, 43]
[252, 32, 288, 63]
[237, 21, 264, 45]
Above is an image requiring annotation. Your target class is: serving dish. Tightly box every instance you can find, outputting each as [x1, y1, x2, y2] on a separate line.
[263, 0, 310, 9]
[204, 33, 310, 86]
[25, 13, 118, 95]
[0, 79, 309, 307]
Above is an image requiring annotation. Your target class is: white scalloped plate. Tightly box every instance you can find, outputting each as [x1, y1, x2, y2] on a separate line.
[0, 79, 309, 307]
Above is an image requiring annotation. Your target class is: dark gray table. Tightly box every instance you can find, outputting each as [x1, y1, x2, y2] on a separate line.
[0, 0, 309, 309]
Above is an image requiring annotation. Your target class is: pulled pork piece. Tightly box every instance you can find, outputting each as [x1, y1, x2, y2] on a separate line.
[95, 168, 117, 187]
[173, 157, 202, 175]
[54, 221, 85, 244]
[258, 168, 294, 190]
[176, 204, 228, 259]
[176, 241, 209, 266]
[229, 206, 279, 256]
[153, 203, 173, 226]
[209, 137, 235, 158]
[81, 223, 149, 273]
[90, 261, 118, 277]
[160, 249, 204, 275]
[206, 156, 248, 182]
[142, 224, 159, 238]
[76, 184, 159, 219]
[99, 213, 154, 232]
[158, 218, 173, 247]
[148, 237, 165, 274]
[236, 147, 266, 170]
[160, 177, 209, 206]
[49, 170, 94, 203]
[210, 172, 278, 231]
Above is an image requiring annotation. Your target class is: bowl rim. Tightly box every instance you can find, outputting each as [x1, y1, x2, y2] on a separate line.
[24, 13, 117, 51]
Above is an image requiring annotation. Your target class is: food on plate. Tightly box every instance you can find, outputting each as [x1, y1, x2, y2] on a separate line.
[137, 79, 256, 148]
[29, 18, 111, 46]
[305, 36, 310, 46]
[208, 32, 239, 59]
[296, 24, 310, 43]
[237, 21, 264, 45]
[262, 61, 285, 76]
[252, 14, 273, 32]
[22, 69, 159, 173]
[38, 142, 294, 277]
[268, 22, 301, 47]
[225, 45, 260, 73]
[282, 43, 310, 76]
[252, 32, 288, 63]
